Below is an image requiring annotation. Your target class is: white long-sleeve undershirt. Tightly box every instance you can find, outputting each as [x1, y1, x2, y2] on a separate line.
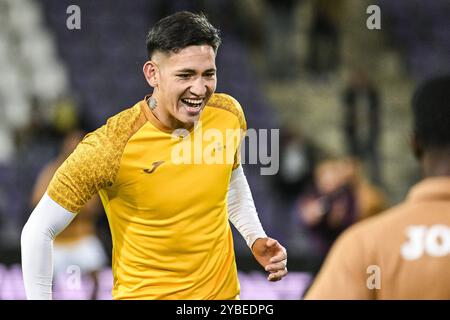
[227, 165, 267, 248]
[21, 194, 76, 300]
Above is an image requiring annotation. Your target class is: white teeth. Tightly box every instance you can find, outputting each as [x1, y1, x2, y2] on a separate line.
[182, 98, 203, 105]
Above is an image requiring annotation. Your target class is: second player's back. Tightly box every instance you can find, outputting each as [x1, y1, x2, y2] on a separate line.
[351, 177, 450, 299]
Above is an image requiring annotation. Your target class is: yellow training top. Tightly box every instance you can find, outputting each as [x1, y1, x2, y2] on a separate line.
[47, 93, 246, 299]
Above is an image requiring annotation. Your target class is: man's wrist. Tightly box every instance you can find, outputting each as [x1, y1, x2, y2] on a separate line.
[250, 235, 268, 250]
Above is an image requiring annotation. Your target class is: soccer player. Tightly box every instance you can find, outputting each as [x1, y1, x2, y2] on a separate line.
[21, 11, 287, 300]
[305, 75, 450, 299]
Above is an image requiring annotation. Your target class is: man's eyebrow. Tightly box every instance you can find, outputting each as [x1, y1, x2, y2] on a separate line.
[175, 68, 195, 73]
[175, 68, 216, 73]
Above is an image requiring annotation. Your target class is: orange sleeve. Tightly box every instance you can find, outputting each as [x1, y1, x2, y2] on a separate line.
[47, 104, 145, 213]
[47, 126, 118, 213]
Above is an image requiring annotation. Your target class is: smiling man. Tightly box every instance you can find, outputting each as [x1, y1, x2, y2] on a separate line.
[21, 11, 287, 300]
[146, 45, 216, 129]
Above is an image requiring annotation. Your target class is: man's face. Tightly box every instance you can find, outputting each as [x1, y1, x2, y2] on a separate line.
[152, 45, 217, 129]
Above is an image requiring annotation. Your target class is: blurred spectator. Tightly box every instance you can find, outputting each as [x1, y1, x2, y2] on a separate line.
[295, 157, 386, 269]
[273, 127, 321, 202]
[297, 158, 357, 258]
[11, 97, 62, 227]
[30, 129, 107, 300]
[306, 0, 342, 79]
[342, 68, 382, 185]
[52, 94, 79, 135]
[349, 158, 387, 221]
[14, 96, 59, 149]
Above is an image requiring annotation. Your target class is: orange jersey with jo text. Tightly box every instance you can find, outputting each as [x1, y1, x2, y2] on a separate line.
[305, 177, 450, 299]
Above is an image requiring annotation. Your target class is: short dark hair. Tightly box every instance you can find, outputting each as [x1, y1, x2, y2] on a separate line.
[146, 11, 221, 59]
[412, 74, 450, 150]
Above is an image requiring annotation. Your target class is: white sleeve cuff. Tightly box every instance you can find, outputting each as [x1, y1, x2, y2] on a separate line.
[227, 165, 267, 248]
[21, 193, 76, 300]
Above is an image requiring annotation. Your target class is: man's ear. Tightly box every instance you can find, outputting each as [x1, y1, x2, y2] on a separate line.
[410, 132, 423, 160]
[143, 60, 159, 88]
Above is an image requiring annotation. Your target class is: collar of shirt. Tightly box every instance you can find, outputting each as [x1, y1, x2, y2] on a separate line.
[407, 177, 450, 203]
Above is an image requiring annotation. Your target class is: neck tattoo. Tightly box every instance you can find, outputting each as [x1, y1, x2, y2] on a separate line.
[147, 96, 157, 110]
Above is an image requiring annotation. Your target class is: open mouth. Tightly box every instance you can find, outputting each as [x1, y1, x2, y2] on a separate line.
[181, 98, 204, 113]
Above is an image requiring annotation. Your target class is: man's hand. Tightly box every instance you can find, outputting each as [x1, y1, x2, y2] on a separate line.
[251, 237, 288, 282]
